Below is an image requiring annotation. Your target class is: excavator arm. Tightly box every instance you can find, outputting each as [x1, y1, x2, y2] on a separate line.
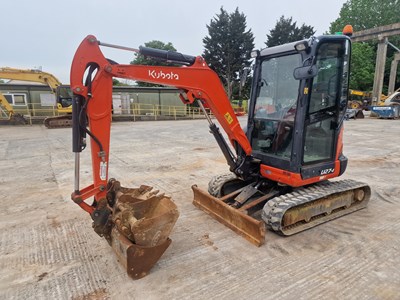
[70, 35, 255, 212]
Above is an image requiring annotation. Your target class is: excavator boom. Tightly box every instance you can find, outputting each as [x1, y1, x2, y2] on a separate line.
[0, 67, 61, 92]
[70, 36, 251, 164]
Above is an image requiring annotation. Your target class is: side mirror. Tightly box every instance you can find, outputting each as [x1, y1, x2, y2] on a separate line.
[293, 65, 318, 80]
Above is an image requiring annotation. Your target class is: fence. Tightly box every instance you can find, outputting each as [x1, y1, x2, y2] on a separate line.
[1, 102, 214, 125]
[129, 103, 213, 120]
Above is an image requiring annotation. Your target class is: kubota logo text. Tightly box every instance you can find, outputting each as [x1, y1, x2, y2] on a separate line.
[149, 70, 179, 80]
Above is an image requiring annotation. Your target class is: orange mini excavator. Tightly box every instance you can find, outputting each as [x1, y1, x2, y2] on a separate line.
[70, 30, 370, 278]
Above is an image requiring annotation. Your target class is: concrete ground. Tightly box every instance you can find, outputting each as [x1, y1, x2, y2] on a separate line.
[0, 116, 399, 300]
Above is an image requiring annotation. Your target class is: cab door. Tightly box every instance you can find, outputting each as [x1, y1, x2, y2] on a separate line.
[302, 40, 350, 170]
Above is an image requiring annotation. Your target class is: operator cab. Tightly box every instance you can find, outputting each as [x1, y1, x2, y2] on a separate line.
[247, 35, 351, 181]
[56, 85, 73, 108]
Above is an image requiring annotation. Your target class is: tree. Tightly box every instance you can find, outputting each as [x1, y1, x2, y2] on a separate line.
[112, 79, 130, 86]
[349, 43, 375, 91]
[329, 0, 400, 92]
[203, 7, 255, 99]
[329, 0, 400, 33]
[266, 16, 315, 47]
[131, 40, 177, 87]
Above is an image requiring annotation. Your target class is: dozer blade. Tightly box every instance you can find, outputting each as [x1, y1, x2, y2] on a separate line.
[106, 181, 179, 279]
[192, 185, 266, 246]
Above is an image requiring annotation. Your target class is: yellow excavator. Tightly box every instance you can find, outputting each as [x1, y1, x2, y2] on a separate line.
[0, 67, 73, 128]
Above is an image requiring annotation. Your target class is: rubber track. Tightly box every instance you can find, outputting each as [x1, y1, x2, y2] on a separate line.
[262, 179, 370, 235]
[44, 115, 72, 128]
[208, 173, 238, 197]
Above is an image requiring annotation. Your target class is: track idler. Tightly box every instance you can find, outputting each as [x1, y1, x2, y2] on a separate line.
[104, 180, 179, 279]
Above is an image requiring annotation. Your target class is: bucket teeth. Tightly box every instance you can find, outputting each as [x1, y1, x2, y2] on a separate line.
[111, 227, 172, 280]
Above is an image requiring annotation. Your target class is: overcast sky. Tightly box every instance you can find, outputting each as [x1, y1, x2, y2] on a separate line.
[2, 0, 346, 83]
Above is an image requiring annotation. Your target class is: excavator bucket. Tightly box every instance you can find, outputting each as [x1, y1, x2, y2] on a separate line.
[107, 181, 179, 279]
[192, 185, 266, 246]
[0, 113, 27, 125]
[345, 108, 364, 119]
[355, 109, 365, 119]
[110, 228, 172, 280]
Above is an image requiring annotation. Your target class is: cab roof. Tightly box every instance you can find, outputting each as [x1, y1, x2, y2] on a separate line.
[259, 40, 307, 57]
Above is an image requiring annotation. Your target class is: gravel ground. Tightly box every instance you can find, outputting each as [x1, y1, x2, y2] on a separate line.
[0, 116, 399, 300]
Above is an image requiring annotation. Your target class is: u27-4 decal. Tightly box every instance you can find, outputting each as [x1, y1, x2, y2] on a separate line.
[320, 168, 335, 175]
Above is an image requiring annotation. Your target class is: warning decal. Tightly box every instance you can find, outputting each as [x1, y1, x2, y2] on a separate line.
[224, 112, 233, 124]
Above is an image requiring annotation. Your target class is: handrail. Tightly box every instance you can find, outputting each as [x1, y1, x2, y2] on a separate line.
[0, 102, 216, 123]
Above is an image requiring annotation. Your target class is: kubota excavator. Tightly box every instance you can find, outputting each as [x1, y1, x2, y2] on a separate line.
[70, 29, 370, 278]
[0, 67, 73, 128]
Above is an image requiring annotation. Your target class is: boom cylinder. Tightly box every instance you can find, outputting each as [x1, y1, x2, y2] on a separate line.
[72, 95, 86, 153]
[139, 46, 196, 65]
[197, 100, 237, 171]
[72, 94, 86, 192]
